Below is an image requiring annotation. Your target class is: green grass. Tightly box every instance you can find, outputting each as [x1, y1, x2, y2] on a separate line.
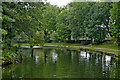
[81, 47, 118, 54]
[69, 45, 119, 54]
[44, 42, 119, 55]
[44, 43, 83, 46]
[87, 43, 118, 49]
[45, 42, 118, 49]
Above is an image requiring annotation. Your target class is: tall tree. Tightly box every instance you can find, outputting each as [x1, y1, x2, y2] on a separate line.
[109, 2, 120, 45]
[68, 2, 112, 44]
[42, 3, 60, 42]
[55, 8, 71, 42]
[85, 2, 112, 44]
[12, 2, 45, 46]
[68, 2, 92, 42]
[2, 2, 20, 64]
[1, 2, 45, 64]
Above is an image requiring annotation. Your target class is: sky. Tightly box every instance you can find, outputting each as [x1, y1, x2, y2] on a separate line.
[46, 0, 73, 7]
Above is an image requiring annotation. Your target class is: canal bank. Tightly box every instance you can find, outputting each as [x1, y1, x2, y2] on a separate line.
[1, 43, 119, 66]
[12, 44, 120, 58]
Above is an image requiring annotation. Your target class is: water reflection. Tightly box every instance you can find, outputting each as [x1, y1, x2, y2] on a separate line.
[80, 51, 86, 58]
[80, 51, 90, 60]
[35, 55, 39, 64]
[105, 55, 111, 66]
[2, 47, 120, 78]
[52, 52, 58, 63]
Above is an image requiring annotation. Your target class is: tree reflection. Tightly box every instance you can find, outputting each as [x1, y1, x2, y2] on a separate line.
[2, 48, 120, 78]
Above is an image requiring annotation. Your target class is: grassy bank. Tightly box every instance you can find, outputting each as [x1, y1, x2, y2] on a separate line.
[44, 42, 118, 49]
[13, 42, 119, 55]
[44, 42, 119, 55]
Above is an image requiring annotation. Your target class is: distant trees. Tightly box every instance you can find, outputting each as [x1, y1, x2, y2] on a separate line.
[2, 2, 119, 45]
[68, 2, 93, 42]
[39, 2, 116, 44]
[83, 2, 112, 44]
[61, 2, 112, 44]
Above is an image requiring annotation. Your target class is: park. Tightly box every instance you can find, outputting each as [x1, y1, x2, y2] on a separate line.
[0, 0, 120, 79]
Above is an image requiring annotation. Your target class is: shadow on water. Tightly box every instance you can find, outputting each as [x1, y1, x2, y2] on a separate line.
[31, 48, 34, 58]
[2, 47, 120, 78]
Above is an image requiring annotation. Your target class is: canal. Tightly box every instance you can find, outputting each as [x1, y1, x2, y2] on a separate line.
[2, 47, 120, 78]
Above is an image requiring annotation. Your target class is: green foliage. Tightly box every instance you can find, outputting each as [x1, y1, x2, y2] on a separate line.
[2, 2, 45, 64]
[1, 1, 119, 65]
[109, 2, 120, 45]
[86, 2, 111, 44]
[2, 15, 15, 23]
[32, 31, 45, 46]
[0, 29, 7, 35]
[55, 9, 71, 42]
[42, 4, 60, 42]
[2, 46, 22, 64]
[33, 37, 44, 46]
[67, 2, 111, 44]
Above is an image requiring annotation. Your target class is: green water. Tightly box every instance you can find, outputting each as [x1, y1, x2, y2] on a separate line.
[2, 47, 120, 78]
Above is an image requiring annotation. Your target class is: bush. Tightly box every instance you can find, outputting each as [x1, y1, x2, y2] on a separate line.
[2, 46, 23, 65]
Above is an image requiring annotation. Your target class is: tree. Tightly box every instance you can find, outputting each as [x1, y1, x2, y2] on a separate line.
[84, 2, 112, 44]
[55, 8, 71, 42]
[109, 2, 120, 45]
[67, 2, 112, 44]
[68, 2, 84, 41]
[8, 2, 45, 47]
[1, 2, 45, 64]
[2, 2, 21, 64]
[42, 3, 60, 42]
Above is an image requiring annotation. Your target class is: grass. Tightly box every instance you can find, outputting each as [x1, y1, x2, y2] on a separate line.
[87, 42, 118, 49]
[44, 42, 119, 55]
[44, 42, 119, 49]
[44, 43, 83, 46]
[78, 46, 119, 55]
[68, 45, 119, 55]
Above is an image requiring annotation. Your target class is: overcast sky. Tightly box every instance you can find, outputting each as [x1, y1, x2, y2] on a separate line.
[46, 0, 73, 7]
